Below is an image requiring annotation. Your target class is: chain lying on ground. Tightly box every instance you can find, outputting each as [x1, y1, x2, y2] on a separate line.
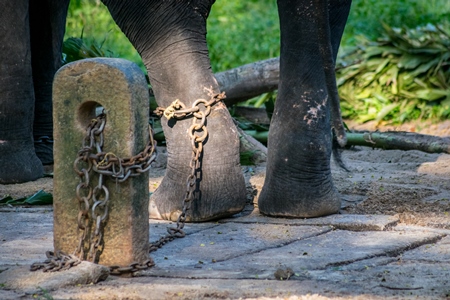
[31, 112, 157, 275]
[30, 251, 81, 272]
[149, 91, 225, 252]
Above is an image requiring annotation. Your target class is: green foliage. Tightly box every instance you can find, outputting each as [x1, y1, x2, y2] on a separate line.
[240, 150, 258, 166]
[0, 190, 53, 205]
[64, 0, 450, 124]
[63, 37, 114, 63]
[207, 0, 279, 72]
[337, 23, 450, 123]
[65, 0, 143, 69]
[344, 0, 450, 45]
[65, 0, 450, 72]
[207, 0, 450, 71]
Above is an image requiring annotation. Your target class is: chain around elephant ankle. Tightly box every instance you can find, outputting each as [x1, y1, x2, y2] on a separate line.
[149, 91, 225, 251]
[153, 91, 225, 120]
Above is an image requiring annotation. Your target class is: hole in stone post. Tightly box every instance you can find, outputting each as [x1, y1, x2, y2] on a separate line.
[77, 101, 105, 127]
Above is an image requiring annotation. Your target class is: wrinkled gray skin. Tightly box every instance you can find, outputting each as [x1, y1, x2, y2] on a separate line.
[0, 0, 351, 221]
[0, 0, 69, 182]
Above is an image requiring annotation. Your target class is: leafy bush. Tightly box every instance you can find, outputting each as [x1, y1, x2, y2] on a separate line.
[65, 0, 143, 69]
[62, 37, 114, 64]
[344, 0, 450, 45]
[207, 0, 279, 72]
[65, 0, 449, 73]
[64, 0, 450, 124]
[337, 24, 450, 123]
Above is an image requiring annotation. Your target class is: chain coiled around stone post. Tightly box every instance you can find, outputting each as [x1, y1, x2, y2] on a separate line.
[149, 90, 225, 252]
[31, 112, 157, 275]
[31, 91, 223, 273]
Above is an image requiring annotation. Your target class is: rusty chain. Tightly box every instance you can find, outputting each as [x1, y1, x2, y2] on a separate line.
[30, 90, 224, 275]
[30, 251, 81, 272]
[31, 112, 157, 275]
[149, 90, 225, 252]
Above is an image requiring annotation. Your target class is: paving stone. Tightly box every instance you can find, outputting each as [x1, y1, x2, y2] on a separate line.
[45, 277, 346, 300]
[50, 273, 450, 300]
[1, 209, 449, 299]
[149, 223, 332, 269]
[221, 229, 443, 277]
[149, 219, 220, 244]
[401, 234, 450, 262]
[0, 262, 109, 294]
[308, 261, 450, 298]
[222, 211, 399, 231]
[143, 228, 444, 280]
[0, 212, 53, 265]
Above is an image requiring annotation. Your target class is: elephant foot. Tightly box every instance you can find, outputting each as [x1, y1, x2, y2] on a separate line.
[149, 103, 247, 222]
[258, 175, 341, 218]
[150, 170, 246, 222]
[34, 136, 54, 165]
[258, 120, 341, 218]
[0, 140, 44, 184]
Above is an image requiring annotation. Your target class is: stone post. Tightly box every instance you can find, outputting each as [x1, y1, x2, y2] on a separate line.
[52, 58, 150, 266]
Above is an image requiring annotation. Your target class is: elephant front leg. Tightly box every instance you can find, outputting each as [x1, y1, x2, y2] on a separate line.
[103, 0, 247, 221]
[258, 0, 351, 217]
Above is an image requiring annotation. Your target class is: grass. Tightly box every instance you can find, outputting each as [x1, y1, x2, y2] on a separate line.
[64, 0, 142, 69]
[207, 0, 279, 72]
[345, 0, 450, 44]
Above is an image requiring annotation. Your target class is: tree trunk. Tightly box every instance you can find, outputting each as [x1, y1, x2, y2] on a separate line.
[215, 57, 279, 106]
[346, 132, 450, 154]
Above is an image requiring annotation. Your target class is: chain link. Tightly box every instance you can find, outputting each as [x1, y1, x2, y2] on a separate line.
[31, 90, 223, 275]
[109, 259, 156, 276]
[149, 90, 225, 252]
[30, 251, 81, 272]
[31, 112, 157, 276]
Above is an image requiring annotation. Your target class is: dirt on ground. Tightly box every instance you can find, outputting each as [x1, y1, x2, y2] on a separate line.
[1, 119, 450, 228]
[337, 119, 450, 228]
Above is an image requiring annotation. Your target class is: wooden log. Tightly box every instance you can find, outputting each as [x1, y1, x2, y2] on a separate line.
[215, 57, 279, 106]
[346, 131, 450, 154]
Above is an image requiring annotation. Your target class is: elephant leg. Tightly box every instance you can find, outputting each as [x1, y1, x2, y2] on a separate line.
[29, 0, 70, 165]
[103, 0, 247, 221]
[258, 0, 351, 217]
[328, 0, 352, 147]
[0, 0, 44, 183]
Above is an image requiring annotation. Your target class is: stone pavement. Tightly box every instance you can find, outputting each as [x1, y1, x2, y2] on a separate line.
[1, 206, 449, 299]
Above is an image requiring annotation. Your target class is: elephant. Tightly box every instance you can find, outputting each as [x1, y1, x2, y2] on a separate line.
[0, 0, 69, 181]
[0, 0, 351, 221]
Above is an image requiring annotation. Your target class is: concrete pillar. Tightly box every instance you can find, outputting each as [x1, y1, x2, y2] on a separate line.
[52, 58, 150, 266]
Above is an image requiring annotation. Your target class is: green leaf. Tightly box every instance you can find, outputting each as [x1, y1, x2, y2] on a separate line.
[240, 150, 256, 166]
[0, 195, 13, 204]
[397, 54, 429, 69]
[415, 89, 450, 101]
[376, 103, 400, 122]
[25, 190, 53, 205]
[363, 46, 401, 59]
[5, 197, 27, 205]
[408, 57, 441, 78]
[2, 190, 53, 206]
[375, 58, 391, 74]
